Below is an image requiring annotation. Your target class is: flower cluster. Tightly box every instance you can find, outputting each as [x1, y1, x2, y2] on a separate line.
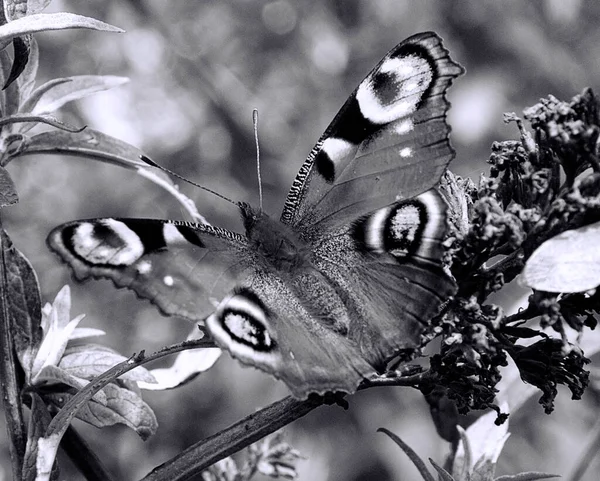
[427, 88, 600, 417]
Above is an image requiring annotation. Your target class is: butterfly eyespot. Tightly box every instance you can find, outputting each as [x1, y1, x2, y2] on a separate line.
[69, 220, 144, 266]
[221, 310, 274, 351]
[163, 275, 174, 287]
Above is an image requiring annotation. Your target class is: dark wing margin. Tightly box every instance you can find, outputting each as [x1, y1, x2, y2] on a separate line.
[280, 31, 464, 232]
[47, 218, 250, 321]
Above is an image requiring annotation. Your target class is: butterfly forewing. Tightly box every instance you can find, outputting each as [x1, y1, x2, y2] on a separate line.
[47, 218, 251, 321]
[280, 32, 464, 233]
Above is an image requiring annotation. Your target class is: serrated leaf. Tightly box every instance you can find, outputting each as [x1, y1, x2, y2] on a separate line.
[521, 221, 600, 293]
[139, 327, 220, 390]
[1, 228, 42, 376]
[57, 383, 157, 440]
[60, 343, 156, 383]
[3, 34, 31, 89]
[0, 13, 123, 44]
[0, 165, 18, 205]
[22, 392, 57, 481]
[21, 74, 128, 116]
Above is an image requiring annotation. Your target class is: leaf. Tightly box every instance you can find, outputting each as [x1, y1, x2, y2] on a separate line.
[17, 35, 38, 101]
[494, 473, 559, 481]
[31, 297, 84, 383]
[11, 128, 203, 220]
[60, 343, 156, 383]
[0, 13, 123, 44]
[428, 459, 455, 481]
[0, 165, 18, 206]
[21, 74, 129, 116]
[522, 221, 600, 293]
[377, 428, 436, 481]
[139, 327, 220, 390]
[53, 382, 158, 440]
[0, 46, 20, 115]
[36, 365, 108, 405]
[22, 393, 57, 481]
[1, 228, 42, 375]
[4, 34, 31, 89]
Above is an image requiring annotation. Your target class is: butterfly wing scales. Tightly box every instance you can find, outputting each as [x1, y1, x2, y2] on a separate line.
[206, 272, 375, 398]
[281, 32, 463, 232]
[47, 218, 251, 321]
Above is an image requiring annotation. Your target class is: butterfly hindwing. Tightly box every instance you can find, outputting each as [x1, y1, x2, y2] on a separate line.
[280, 32, 464, 233]
[206, 268, 375, 398]
[47, 218, 251, 321]
[312, 189, 455, 367]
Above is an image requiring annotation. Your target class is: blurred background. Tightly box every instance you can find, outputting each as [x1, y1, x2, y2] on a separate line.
[2, 0, 600, 479]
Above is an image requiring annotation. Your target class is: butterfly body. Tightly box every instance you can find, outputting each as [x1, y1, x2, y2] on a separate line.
[47, 32, 463, 399]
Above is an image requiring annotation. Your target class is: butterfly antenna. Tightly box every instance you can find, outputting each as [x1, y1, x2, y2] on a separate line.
[139, 154, 238, 206]
[253, 109, 263, 210]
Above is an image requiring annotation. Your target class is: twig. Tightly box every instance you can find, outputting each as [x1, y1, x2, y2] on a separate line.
[140, 396, 323, 481]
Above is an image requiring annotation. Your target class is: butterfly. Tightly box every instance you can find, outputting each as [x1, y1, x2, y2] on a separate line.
[47, 32, 463, 399]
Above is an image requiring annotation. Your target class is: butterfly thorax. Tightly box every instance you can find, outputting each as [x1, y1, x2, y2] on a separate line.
[240, 203, 310, 272]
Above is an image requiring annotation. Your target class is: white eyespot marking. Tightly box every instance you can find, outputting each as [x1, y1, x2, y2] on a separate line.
[71, 219, 144, 265]
[356, 55, 432, 124]
[364, 205, 393, 253]
[136, 260, 152, 275]
[415, 190, 445, 241]
[223, 312, 263, 346]
[163, 223, 188, 244]
[395, 119, 414, 135]
[163, 275, 174, 287]
[321, 137, 356, 164]
[390, 205, 420, 244]
[399, 147, 412, 158]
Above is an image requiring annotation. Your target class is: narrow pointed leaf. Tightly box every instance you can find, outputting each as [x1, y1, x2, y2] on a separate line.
[0, 13, 123, 44]
[494, 473, 559, 481]
[4, 34, 31, 89]
[428, 459, 455, 481]
[22, 393, 57, 481]
[1, 228, 42, 372]
[27, 75, 128, 115]
[378, 428, 436, 481]
[0, 165, 18, 206]
[17, 35, 38, 101]
[10, 129, 202, 220]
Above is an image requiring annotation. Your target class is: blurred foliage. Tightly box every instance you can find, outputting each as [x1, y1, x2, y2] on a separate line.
[3, 0, 600, 480]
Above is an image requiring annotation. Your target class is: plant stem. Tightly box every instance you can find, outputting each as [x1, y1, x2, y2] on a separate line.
[140, 395, 323, 481]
